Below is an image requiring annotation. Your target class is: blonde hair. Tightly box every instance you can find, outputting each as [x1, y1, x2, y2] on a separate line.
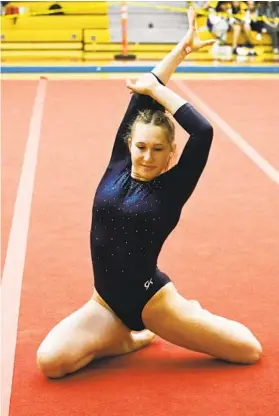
[127, 109, 175, 147]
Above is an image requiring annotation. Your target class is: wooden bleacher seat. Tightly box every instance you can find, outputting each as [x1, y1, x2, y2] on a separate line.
[1, 28, 110, 44]
[1, 29, 82, 42]
[5, 2, 108, 15]
[1, 42, 83, 50]
[1, 15, 109, 30]
[1, 50, 83, 60]
[0, 3, 274, 63]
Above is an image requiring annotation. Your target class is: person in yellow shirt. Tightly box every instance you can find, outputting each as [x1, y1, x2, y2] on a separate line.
[230, 1, 257, 55]
[207, 1, 231, 44]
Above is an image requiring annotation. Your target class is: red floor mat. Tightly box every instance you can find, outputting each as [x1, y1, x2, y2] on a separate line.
[4, 80, 279, 416]
[1, 81, 37, 271]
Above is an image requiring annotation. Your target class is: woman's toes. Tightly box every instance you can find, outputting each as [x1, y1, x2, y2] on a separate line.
[130, 330, 156, 351]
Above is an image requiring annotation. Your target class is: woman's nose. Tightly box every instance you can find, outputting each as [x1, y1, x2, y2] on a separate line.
[144, 151, 153, 161]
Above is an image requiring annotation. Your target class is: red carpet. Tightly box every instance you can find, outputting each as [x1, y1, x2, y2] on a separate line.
[3, 79, 279, 416]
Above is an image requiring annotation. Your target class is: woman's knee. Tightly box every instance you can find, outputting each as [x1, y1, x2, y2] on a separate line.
[36, 342, 76, 378]
[243, 23, 251, 32]
[36, 348, 68, 379]
[224, 320, 262, 365]
[192, 307, 263, 364]
[240, 338, 262, 364]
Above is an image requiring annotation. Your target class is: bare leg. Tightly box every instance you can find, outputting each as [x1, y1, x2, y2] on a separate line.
[37, 298, 155, 378]
[243, 23, 254, 45]
[243, 23, 251, 41]
[232, 24, 241, 50]
[142, 283, 262, 365]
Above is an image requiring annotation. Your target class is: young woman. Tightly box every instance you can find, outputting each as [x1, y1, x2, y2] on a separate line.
[230, 1, 257, 55]
[37, 8, 262, 379]
[260, 1, 279, 54]
[207, 1, 231, 45]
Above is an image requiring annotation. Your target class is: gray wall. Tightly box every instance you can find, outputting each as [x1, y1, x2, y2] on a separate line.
[109, 1, 189, 43]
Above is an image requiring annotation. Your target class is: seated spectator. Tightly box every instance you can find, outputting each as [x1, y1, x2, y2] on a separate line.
[230, 1, 257, 55]
[245, 1, 264, 40]
[207, 1, 231, 44]
[192, 1, 218, 13]
[259, 1, 279, 54]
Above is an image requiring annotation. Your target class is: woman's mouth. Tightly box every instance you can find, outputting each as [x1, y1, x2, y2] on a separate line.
[141, 165, 156, 171]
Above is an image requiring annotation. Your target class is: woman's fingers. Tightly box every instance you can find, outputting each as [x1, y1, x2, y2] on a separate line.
[194, 39, 216, 51]
[126, 79, 136, 92]
[126, 79, 133, 88]
[200, 39, 217, 48]
[187, 7, 197, 29]
[194, 12, 199, 32]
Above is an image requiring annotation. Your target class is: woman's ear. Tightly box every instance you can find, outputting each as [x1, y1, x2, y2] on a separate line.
[171, 143, 177, 155]
[127, 137, 132, 151]
[169, 143, 177, 160]
[167, 143, 177, 169]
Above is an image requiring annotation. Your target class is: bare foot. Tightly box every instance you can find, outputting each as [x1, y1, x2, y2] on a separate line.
[129, 330, 156, 352]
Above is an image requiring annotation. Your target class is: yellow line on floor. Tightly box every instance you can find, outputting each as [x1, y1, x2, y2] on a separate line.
[1, 73, 279, 81]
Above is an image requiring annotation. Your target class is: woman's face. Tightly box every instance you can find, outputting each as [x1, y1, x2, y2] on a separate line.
[220, 2, 229, 11]
[247, 1, 255, 9]
[129, 122, 175, 182]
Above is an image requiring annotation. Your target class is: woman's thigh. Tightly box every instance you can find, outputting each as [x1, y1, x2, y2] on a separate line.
[142, 283, 262, 364]
[37, 296, 135, 366]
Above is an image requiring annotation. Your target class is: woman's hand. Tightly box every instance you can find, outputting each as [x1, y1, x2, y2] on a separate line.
[126, 73, 160, 96]
[184, 7, 215, 53]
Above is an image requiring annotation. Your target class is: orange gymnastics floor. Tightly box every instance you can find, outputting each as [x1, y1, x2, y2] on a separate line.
[2, 75, 279, 416]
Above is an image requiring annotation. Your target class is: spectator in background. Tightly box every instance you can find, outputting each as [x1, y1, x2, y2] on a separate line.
[207, 1, 231, 44]
[245, 1, 263, 40]
[192, 1, 218, 17]
[192, 1, 218, 9]
[230, 1, 257, 55]
[259, 1, 279, 54]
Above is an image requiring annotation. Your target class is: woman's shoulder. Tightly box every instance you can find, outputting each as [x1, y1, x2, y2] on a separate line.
[107, 157, 131, 173]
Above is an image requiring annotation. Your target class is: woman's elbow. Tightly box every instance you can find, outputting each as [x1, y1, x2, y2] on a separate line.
[203, 122, 214, 140]
[198, 121, 214, 143]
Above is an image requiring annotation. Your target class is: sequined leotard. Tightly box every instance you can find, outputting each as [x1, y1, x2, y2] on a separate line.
[90, 78, 213, 330]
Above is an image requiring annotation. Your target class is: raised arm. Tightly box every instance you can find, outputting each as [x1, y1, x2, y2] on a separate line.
[126, 8, 214, 204]
[127, 76, 213, 205]
[110, 7, 214, 168]
[151, 7, 215, 85]
[171, 103, 213, 204]
[126, 7, 214, 114]
[151, 81, 213, 204]
[108, 77, 165, 167]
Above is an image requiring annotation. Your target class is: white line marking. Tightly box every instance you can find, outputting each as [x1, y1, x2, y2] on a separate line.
[1, 78, 47, 416]
[174, 80, 279, 185]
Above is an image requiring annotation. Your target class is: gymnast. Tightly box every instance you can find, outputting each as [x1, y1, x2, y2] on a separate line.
[37, 8, 262, 378]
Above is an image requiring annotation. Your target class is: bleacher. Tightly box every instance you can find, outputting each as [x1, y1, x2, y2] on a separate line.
[1, 1, 110, 61]
[0, 1, 275, 63]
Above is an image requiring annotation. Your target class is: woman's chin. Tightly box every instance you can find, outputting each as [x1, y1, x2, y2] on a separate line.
[140, 169, 158, 181]
[132, 167, 161, 181]
[132, 173, 152, 182]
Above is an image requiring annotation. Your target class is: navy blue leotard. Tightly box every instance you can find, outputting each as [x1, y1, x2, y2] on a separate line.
[90, 75, 213, 330]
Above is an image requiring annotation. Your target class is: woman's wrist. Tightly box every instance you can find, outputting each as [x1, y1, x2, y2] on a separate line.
[173, 44, 190, 60]
[183, 44, 192, 55]
[149, 83, 165, 100]
[151, 42, 190, 86]
[149, 84, 187, 114]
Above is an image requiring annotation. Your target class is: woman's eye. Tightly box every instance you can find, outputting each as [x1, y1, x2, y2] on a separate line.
[136, 147, 163, 152]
